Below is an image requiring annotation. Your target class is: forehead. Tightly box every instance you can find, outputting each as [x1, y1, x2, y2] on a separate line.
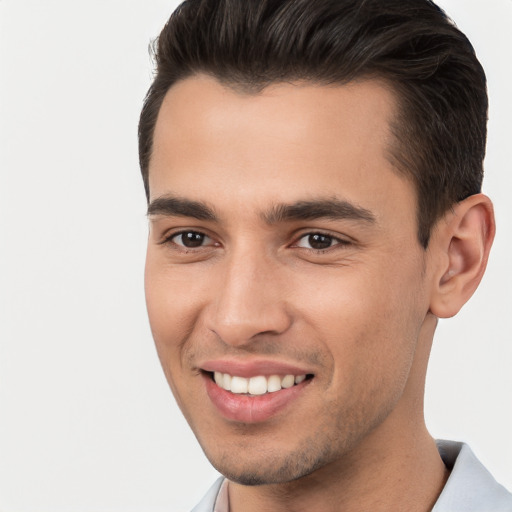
[149, 75, 415, 223]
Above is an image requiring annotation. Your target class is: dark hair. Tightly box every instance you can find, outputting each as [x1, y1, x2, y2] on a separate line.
[138, 0, 487, 247]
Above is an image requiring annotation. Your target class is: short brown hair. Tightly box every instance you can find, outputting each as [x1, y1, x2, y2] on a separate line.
[139, 0, 488, 247]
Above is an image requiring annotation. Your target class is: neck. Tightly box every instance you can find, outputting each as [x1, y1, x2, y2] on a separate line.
[228, 314, 448, 512]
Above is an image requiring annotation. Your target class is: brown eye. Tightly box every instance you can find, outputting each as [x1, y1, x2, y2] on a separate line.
[307, 234, 333, 249]
[172, 231, 212, 248]
[296, 233, 345, 250]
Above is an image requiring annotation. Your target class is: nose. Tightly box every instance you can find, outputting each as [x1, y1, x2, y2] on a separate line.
[205, 249, 292, 347]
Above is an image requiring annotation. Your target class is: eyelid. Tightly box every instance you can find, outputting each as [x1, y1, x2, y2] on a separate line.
[292, 231, 352, 250]
[157, 227, 352, 251]
[159, 228, 217, 247]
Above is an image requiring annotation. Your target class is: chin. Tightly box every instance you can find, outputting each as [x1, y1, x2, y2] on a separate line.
[205, 438, 339, 486]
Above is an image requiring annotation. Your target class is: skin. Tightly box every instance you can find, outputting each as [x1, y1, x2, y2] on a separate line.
[144, 75, 494, 512]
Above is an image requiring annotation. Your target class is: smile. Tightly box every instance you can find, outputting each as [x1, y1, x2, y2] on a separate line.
[213, 372, 308, 396]
[204, 370, 313, 423]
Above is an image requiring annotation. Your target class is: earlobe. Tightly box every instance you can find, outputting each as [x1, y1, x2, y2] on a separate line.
[429, 194, 495, 318]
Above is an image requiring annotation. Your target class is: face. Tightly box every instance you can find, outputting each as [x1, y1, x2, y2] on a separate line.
[145, 76, 434, 484]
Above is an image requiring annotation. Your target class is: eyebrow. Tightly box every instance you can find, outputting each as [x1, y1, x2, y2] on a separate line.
[263, 199, 376, 225]
[147, 195, 217, 221]
[147, 195, 376, 225]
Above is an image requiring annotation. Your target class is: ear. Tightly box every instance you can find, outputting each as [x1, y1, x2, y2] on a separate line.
[428, 193, 495, 318]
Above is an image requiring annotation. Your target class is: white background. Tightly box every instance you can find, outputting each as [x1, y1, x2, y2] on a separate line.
[0, 1, 511, 510]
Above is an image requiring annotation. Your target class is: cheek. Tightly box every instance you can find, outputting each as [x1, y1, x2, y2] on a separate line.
[297, 261, 425, 389]
[144, 244, 213, 329]
[144, 255, 211, 416]
[144, 253, 201, 369]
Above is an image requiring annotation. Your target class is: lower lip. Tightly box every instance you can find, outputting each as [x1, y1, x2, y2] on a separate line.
[204, 374, 310, 423]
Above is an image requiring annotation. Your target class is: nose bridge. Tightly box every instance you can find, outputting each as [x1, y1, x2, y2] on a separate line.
[207, 243, 291, 346]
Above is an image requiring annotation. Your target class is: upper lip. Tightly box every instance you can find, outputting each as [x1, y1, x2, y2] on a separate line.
[200, 358, 313, 378]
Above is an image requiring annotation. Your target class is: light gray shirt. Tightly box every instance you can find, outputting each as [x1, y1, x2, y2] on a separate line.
[191, 440, 512, 512]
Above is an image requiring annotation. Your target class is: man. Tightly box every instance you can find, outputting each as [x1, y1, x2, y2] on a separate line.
[139, 0, 512, 510]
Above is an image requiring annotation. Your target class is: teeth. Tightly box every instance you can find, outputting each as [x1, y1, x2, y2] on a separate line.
[222, 373, 232, 391]
[267, 375, 282, 393]
[281, 375, 295, 388]
[230, 376, 248, 394]
[248, 376, 267, 395]
[212, 372, 308, 395]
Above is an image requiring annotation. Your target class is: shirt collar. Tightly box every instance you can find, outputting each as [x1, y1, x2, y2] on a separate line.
[432, 440, 512, 511]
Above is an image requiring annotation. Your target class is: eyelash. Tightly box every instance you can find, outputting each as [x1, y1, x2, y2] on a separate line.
[161, 230, 217, 249]
[161, 229, 350, 253]
[293, 232, 350, 252]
